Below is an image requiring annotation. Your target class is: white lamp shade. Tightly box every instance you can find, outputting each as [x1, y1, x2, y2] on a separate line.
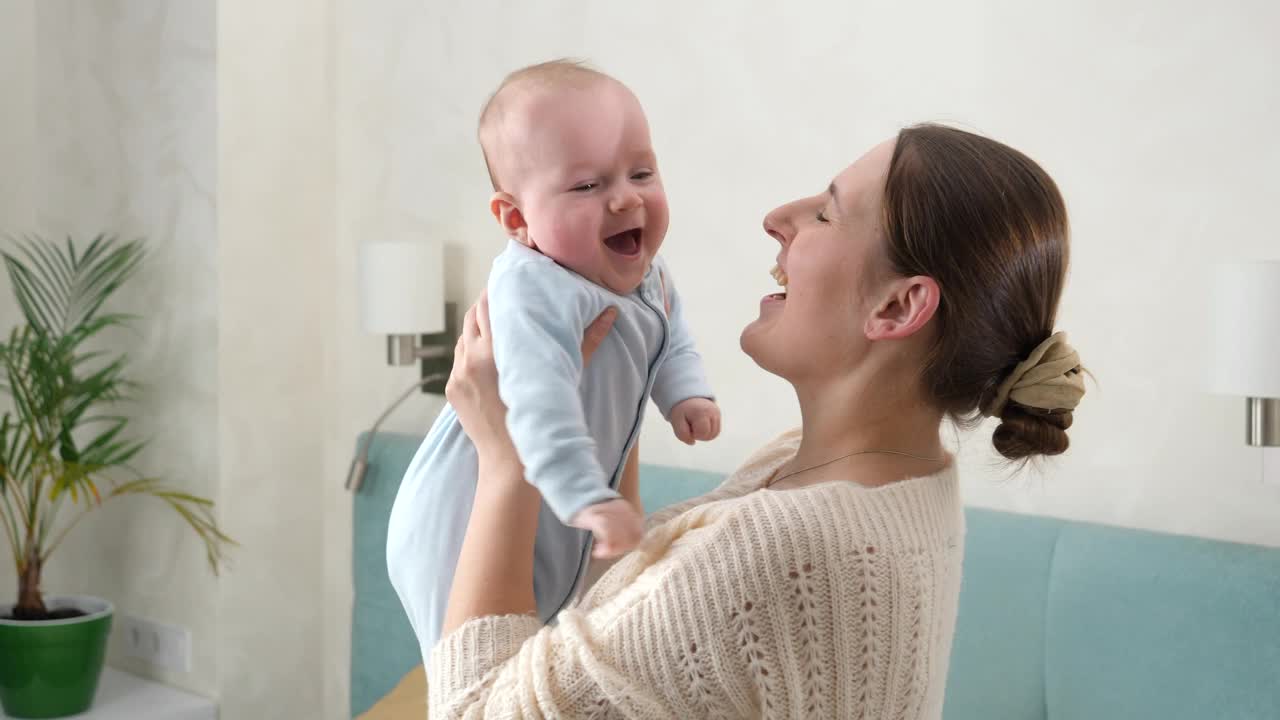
[359, 240, 445, 334]
[1209, 260, 1280, 398]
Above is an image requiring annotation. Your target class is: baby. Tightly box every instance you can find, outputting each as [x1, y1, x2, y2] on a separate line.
[386, 60, 720, 657]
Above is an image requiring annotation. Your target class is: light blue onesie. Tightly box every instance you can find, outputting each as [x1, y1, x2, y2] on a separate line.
[386, 241, 713, 659]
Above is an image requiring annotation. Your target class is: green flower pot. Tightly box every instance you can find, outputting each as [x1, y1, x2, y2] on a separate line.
[0, 595, 113, 718]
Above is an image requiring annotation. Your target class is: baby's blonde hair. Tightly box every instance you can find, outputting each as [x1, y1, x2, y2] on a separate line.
[477, 59, 621, 191]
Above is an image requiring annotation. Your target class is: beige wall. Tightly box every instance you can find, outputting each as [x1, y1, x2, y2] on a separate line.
[0, 0, 340, 712]
[217, 0, 334, 716]
[0, 0, 221, 698]
[333, 1, 1280, 540]
[0, 0, 33, 619]
[326, 1, 501, 714]
[0, 0, 35, 332]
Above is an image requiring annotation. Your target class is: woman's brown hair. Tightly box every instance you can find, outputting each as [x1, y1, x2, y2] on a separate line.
[882, 124, 1074, 460]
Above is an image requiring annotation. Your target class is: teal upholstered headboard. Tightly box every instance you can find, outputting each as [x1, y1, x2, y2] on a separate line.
[350, 434, 426, 717]
[351, 432, 1280, 719]
[946, 509, 1280, 719]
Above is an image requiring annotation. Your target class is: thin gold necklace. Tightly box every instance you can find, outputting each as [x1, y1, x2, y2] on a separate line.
[766, 448, 944, 489]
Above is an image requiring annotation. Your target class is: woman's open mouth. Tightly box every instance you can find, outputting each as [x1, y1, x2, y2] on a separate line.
[764, 264, 788, 301]
[604, 228, 642, 257]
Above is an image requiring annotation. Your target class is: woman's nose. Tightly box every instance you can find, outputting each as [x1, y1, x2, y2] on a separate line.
[762, 204, 793, 247]
[609, 189, 642, 214]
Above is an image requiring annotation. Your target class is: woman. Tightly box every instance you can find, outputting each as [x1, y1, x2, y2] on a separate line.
[431, 124, 1086, 718]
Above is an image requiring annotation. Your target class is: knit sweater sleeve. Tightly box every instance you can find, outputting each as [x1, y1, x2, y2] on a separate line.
[427, 516, 796, 718]
[426, 485, 886, 719]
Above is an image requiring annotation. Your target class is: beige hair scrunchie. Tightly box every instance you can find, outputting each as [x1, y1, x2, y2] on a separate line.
[982, 331, 1085, 418]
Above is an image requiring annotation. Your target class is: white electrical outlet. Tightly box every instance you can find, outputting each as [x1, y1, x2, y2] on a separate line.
[119, 614, 192, 673]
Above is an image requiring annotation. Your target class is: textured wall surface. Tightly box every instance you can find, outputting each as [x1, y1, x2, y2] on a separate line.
[0, 0, 219, 697]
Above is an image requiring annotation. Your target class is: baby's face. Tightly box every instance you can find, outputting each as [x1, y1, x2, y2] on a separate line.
[507, 83, 668, 295]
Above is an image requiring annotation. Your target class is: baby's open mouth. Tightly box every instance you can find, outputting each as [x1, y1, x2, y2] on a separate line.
[604, 228, 642, 257]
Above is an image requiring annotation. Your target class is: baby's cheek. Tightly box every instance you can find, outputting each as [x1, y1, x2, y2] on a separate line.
[643, 193, 670, 247]
[545, 216, 604, 271]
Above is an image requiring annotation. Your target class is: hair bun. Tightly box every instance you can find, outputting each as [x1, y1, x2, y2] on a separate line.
[992, 404, 1072, 461]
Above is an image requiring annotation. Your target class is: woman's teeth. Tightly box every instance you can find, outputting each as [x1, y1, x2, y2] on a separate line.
[770, 264, 789, 288]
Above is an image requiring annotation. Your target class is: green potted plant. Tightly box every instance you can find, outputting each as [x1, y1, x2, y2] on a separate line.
[0, 235, 233, 718]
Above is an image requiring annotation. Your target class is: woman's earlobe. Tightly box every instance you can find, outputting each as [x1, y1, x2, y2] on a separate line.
[864, 296, 905, 340]
[864, 315, 893, 340]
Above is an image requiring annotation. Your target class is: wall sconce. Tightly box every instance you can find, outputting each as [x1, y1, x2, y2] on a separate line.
[359, 240, 456, 394]
[347, 240, 455, 492]
[1210, 260, 1280, 447]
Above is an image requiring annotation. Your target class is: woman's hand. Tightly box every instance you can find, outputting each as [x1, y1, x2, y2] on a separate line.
[439, 293, 619, 638]
[445, 292, 619, 473]
[444, 294, 515, 466]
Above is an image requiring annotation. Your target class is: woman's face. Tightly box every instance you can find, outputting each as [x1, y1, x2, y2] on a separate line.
[741, 138, 898, 382]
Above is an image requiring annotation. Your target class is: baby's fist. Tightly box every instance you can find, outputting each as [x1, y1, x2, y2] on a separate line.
[570, 498, 644, 559]
[669, 397, 721, 445]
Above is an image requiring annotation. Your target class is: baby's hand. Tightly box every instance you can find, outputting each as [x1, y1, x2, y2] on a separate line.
[669, 397, 721, 446]
[570, 498, 645, 559]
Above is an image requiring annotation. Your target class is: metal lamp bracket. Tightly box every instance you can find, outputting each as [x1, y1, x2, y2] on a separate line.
[385, 302, 458, 395]
[1246, 397, 1280, 447]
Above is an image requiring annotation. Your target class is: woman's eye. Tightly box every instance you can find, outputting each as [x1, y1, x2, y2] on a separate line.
[571, 183, 597, 192]
[816, 209, 829, 223]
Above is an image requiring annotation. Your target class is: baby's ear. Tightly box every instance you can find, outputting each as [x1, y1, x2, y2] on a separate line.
[489, 192, 531, 247]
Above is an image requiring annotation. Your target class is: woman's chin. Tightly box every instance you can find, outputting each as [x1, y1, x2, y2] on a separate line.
[739, 320, 769, 359]
[740, 327, 788, 378]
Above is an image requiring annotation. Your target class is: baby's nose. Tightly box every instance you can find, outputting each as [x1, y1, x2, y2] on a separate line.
[610, 190, 642, 213]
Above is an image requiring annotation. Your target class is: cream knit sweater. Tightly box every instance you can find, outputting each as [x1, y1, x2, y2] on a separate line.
[428, 429, 965, 719]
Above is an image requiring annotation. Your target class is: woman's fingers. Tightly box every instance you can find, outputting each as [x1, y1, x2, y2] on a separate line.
[475, 291, 491, 340]
[447, 295, 486, 403]
[581, 307, 618, 367]
[446, 291, 517, 465]
[461, 301, 479, 341]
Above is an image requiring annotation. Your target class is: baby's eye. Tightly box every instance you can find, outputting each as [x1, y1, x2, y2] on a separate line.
[631, 170, 655, 181]
[571, 183, 598, 192]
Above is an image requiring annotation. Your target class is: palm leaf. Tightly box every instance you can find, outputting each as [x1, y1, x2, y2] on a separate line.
[0, 235, 232, 610]
[0, 414, 35, 492]
[102, 478, 235, 573]
[2, 235, 145, 338]
[0, 415, 10, 492]
[62, 358, 130, 426]
[23, 237, 73, 315]
[2, 260, 59, 336]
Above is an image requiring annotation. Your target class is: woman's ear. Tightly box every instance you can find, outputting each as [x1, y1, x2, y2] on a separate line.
[489, 192, 532, 247]
[864, 275, 940, 341]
